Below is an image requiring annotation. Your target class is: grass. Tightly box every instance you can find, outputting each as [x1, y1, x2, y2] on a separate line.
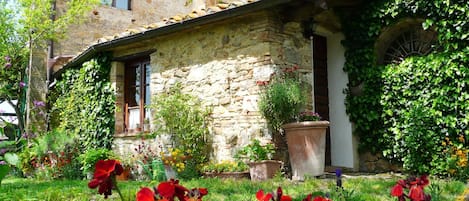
[0, 175, 466, 201]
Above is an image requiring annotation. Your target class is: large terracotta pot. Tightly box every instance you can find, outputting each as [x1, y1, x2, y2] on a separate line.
[282, 121, 329, 180]
[247, 160, 282, 181]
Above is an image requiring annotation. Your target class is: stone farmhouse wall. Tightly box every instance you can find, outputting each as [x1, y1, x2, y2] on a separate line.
[112, 11, 315, 162]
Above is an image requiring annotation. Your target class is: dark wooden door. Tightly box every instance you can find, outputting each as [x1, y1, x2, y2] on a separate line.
[313, 34, 331, 165]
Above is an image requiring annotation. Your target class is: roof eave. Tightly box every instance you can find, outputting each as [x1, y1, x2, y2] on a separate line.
[61, 0, 294, 72]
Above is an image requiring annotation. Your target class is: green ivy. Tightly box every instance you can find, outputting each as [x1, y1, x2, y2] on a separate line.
[50, 53, 115, 151]
[339, 0, 468, 176]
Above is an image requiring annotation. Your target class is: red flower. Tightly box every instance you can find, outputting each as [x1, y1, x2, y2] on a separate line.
[280, 195, 292, 201]
[391, 184, 404, 197]
[185, 188, 208, 201]
[312, 196, 331, 201]
[256, 189, 273, 201]
[157, 179, 189, 201]
[409, 185, 424, 201]
[137, 187, 155, 201]
[275, 187, 292, 201]
[88, 159, 123, 198]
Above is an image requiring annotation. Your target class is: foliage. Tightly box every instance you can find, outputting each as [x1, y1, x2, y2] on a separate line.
[381, 51, 469, 175]
[78, 148, 116, 175]
[338, 0, 468, 178]
[235, 139, 275, 162]
[139, 158, 166, 182]
[258, 65, 307, 131]
[51, 53, 115, 151]
[1, 175, 467, 200]
[149, 83, 212, 177]
[0, 0, 99, 137]
[201, 160, 248, 173]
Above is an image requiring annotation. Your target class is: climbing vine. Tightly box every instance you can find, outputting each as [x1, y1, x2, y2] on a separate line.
[339, 0, 468, 176]
[50, 53, 115, 151]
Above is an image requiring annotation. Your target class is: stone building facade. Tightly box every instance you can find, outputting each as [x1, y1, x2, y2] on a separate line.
[110, 11, 315, 161]
[56, 0, 361, 170]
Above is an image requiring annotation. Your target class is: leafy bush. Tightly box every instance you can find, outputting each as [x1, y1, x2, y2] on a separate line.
[19, 129, 81, 179]
[201, 160, 248, 173]
[258, 66, 306, 131]
[235, 139, 275, 162]
[381, 50, 469, 176]
[78, 148, 116, 176]
[149, 83, 212, 178]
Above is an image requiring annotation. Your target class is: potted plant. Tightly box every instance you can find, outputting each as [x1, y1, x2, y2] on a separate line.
[235, 139, 282, 181]
[257, 65, 330, 180]
[201, 160, 249, 179]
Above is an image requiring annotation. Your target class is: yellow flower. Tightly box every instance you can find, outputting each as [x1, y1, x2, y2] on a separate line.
[458, 135, 465, 143]
[449, 169, 457, 174]
[442, 141, 447, 146]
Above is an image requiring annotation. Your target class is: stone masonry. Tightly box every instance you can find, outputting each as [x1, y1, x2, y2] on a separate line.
[111, 11, 315, 162]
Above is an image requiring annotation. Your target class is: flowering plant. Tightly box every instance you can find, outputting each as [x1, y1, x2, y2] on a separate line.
[88, 159, 208, 201]
[160, 148, 189, 173]
[299, 110, 321, 121]
[390, 175, 431, 201]
[256, 187, 331, 201]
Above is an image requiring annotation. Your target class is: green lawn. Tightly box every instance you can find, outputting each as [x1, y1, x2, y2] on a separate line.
[0, 175, 466, 201]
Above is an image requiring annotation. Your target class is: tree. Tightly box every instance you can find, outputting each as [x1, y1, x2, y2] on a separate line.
[0, 0, 99, 139]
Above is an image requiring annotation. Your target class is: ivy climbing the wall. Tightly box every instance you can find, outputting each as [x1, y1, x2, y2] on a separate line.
[339, 0, 468, 177]
[50, 53, 115, 151]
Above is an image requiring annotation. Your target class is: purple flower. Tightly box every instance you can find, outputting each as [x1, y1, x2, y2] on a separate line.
[33, 100, 45, 107]
[19, 81, 26, 88]
[4, 63, 11, 68]
[22, 132, 37, 139]
[0, 161, 6, 165]
[335, 168, 343, 188]
[335, 168, 342, 177]
[4, 56, 11, 62]
[0, 148, 7, 155]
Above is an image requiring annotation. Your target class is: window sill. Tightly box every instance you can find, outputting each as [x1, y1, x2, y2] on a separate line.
[115, 130, 151, 138]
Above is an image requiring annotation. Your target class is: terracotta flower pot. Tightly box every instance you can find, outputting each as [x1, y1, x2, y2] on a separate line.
[247, 160, 282, 181]
[116, 166, 131, 181]
[283, 121, 329, 181]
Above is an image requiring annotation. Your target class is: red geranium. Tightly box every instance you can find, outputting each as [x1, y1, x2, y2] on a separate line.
[390, 175, 431, 201]
[88, 159, 124, 199]
[257, 187, 331, 201]
[136, 179, 208, 201]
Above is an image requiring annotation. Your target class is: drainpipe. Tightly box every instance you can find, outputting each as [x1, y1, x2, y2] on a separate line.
[45, 0, 56, 131]
[310, 35, 315, 112]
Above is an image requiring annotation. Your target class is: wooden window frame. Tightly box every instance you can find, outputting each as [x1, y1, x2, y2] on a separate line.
[124, 58, 150, 133]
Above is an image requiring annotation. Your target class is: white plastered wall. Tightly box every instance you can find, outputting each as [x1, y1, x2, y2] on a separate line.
[315, 26, 358, 169]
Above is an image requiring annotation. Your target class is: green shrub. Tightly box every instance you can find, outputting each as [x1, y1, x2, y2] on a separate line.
[201, 160, 248, 173]
[258, 66, 306, 131]
[149, 83, 212, 179]
[78, 148, 116, 176]
[381, 50, 469, 176]
[235, 139, 275, 162]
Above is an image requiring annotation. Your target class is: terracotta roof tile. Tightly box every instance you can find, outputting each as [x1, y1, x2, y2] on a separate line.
[87, 0, 258, 53]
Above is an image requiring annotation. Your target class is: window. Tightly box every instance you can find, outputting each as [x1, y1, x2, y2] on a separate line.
[124, 59, 150, 132]
[102, 0, 131, 10]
